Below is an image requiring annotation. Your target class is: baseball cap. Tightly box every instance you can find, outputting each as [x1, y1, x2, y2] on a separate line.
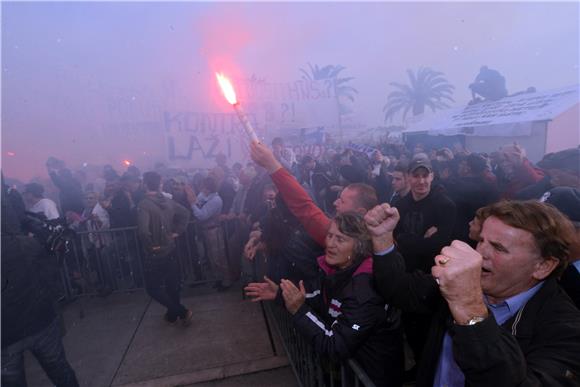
[408, 158, 433, 174]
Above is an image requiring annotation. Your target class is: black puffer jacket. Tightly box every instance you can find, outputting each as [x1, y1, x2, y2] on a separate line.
[373, 249, 580, 386]
[291, 256, 404, 387]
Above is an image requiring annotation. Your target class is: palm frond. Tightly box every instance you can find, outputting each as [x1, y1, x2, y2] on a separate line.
[385, 66, 455, 120]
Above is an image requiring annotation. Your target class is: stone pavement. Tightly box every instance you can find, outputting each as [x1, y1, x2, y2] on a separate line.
[25, 284, 296, 387]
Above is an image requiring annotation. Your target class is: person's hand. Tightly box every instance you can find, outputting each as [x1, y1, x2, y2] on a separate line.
[365, 204, 400, 252]
[244, 237, 261, 261]
[365, 204, 400, 236]
[244, 276, 279, 302]
[249, 230, 262, 240]
[431, 240, 489, 325]
[250, 142, 283, 174]
[330, 185, 343, 192]
[424, 226, 438, 238]
[280, 279, 306, 315]
[184, 185, 197, 205]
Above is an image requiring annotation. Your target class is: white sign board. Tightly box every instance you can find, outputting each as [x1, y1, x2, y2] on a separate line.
[239, 78, 340, 131]
[164, 79, 341, 166]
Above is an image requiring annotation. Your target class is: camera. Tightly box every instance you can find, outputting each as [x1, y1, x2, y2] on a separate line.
[23, 211, 76, 263]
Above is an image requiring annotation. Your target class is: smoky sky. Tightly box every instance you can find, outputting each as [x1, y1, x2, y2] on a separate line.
[2, 1, 579, 180]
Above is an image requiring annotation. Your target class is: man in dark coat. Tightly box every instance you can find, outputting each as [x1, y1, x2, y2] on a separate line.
[1, 190, 79, 387]
[540, 186, 580, 309]
[137, 171, 192, 325]
[369, 200, 580, 386]
[445, 153, 499, 244]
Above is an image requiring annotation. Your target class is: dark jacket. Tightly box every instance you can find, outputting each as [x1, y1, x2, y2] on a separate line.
[514, 175, 553, 200]
[49, 170, 84, 215]
[265, 226, 324, 284]
[108, 190, 136, 228]
[394, 190, 456, 273]
[560, 264, 580, 310]
[371, 162, 394, 204]
[2, 235, 56, 348]
[373, 249, 580, 387]
[444, 176, 499, 243]
[218, 181, 236, 214]
[291, 256, 404, 386]
[137, 193, 190, 258]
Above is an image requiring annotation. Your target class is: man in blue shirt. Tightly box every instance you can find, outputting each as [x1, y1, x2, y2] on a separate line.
[369, 200, 580, 386]
[185, 176, 230, 290]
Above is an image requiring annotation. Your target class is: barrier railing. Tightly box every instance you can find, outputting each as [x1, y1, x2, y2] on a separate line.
[60, 220, 239, 299]
[264, 300, 375, 387]
[60, 217, 374, 386]
[250, 254, 376, 387]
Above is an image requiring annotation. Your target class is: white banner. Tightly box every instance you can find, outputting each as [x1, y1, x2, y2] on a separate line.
[240, 79, 340, 133]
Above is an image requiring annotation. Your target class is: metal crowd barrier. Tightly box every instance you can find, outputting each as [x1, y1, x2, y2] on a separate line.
[60, 217, 374, 386]
[59, 220, 240, 299]
[251, 255, 376, 387]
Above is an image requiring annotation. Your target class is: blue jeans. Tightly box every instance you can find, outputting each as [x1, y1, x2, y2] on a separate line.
[1, 318, 79, 387]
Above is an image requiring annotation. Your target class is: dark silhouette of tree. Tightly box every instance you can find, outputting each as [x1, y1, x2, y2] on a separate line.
[300, 63, 358, 114]
[383, 67, 455, 123]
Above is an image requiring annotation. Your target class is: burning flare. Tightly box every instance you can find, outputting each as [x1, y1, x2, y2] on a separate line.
[123, 159, 132, 166]
[215, 71, 259, 143]
[216, 72, 238, 105]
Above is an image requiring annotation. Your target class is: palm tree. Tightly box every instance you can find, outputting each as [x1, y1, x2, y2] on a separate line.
[383, 67, 455, 123]
[300, 63, 358, 114]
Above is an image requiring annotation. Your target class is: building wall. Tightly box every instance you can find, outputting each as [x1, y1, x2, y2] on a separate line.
[465, 122, 547, 162]
[545, 103, 580, 154]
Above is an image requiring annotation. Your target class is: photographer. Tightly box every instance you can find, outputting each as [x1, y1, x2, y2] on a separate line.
[1, 188, 79, 387]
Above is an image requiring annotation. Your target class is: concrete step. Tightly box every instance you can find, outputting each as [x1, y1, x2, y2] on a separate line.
[186, 366, 298, 387]
[116, 356, 290, 387]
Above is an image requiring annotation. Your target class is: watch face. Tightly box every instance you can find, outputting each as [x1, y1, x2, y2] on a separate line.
[467, 316, 486, 325]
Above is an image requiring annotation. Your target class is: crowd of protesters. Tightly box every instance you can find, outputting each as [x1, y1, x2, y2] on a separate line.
[2, 136, 580, 386]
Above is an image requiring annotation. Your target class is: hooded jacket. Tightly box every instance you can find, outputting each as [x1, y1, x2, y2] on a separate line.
[137, 192, 190, 258]
[290, 256, 404, 386]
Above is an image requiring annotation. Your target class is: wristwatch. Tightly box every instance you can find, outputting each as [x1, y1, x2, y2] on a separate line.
[464, 316, 487, 326]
